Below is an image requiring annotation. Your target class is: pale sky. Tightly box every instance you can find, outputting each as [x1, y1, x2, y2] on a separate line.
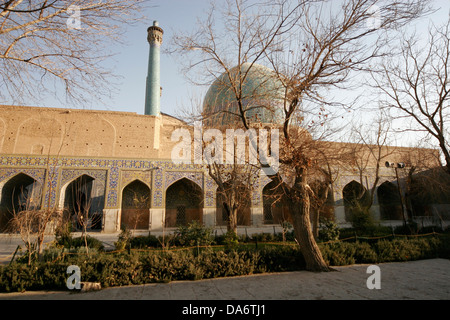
[9, 0, 450, 129]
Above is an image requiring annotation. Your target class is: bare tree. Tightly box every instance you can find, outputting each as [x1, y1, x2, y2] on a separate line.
[172, 0, 431, 271]
[122, 187, 150, 233]
[7, 184, 41, 265]
[72, 179, 92, 255]
[346, 112, 397, 212]
[6, 175, 63, 265]
[68, 177, 103, 255]
[399, 141, 446, 224]
[184, 120, 260, 236]
[0, 0, 147, 105]
[209, 161, 259, 236]
[371, 14, 450, 174]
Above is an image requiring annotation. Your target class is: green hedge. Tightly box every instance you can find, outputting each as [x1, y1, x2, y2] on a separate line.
[1, 235, 449, 293]
[0, 250, 262, 292]
[319, 236, 448, 266]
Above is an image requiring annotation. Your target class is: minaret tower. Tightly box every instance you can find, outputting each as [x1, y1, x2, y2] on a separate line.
[145, 21, 163, 116]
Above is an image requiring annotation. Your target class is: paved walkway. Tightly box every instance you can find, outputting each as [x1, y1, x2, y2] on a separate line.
[1, 258, 449, 300]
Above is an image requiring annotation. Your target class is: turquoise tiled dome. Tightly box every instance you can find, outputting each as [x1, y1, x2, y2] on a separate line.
[202, 63, 285, 126]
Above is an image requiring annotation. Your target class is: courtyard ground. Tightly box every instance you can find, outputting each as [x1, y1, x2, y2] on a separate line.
[0, 258, 449, 300]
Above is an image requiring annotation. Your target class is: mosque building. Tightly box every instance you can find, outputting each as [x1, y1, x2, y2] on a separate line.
[0, 22, 448, 235]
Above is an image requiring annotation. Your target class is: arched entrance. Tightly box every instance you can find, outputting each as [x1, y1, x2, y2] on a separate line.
[215, 181, 251, 227]
[165, 178, 203, 228]
[342, 180, 370, 221]
[0, 173, 41, 232]
[262, 180, 291, 224]
[121, 180, 150, 230]
[64, 175, 103, 231]
[377, 181, 403, 220]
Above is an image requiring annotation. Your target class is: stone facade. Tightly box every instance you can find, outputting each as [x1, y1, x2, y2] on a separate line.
[1, 105, 446, 234]
[1, 20, 448, 234]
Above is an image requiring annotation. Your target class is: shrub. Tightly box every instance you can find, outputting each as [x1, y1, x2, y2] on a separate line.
[90, 253, 144, 287]
[54, 220, 73, 248]
[349, 209, 376, 235]
[214, 230, 242, 248]
[114, 227, 132, 250]
[223, 230, 239, 249]
[55, 234, 104, 251]
[256, 245, 305, 272]
[130, 234, 160, 248]
[320, 242, 356, 266]
[2, 234, 450, 293]
[318, 237, 443, 266]
[175, 221, 214, 247]
[353, 241, 378, 263]
[374, 237, 441, 262]
[250, 233, 275, 243]
[319, 218, 340, 242]
[197, 250, 259, 278]
[72, 236, 105, 251]
[320, 241, 378, 266]
[0, 262, 69, 292]
[141, 251, 188, 283]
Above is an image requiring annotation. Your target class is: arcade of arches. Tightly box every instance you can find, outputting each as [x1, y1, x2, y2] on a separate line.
[0, 170, 448, 233]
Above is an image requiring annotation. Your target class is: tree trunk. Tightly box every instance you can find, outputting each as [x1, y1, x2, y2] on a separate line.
[223, 202, 238, 235]
[312, 207, 319, 240]
[37, 234, 44, 255]
[289, 178, 330, 272]
[291, 202, 330, 271]
[229, 207, 238, 235]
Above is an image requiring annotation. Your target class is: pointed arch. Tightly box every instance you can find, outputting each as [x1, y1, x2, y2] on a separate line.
[342, 180, 370, 221]
[165, 173, 203, 193]
[62, 174, 103, 231]
[58, 173, 97, 210]
[215, 180, 251, 227]
[165, 178, 203, 227]
[0, 173, 41, 232]
[377, 181, 402, 220]
[262, 180, 291, 225]
[121, 177, 151, 194]
[121, 180, 151, 230]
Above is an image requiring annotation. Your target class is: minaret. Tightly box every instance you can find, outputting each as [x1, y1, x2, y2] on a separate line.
[145, 21, 163, 116]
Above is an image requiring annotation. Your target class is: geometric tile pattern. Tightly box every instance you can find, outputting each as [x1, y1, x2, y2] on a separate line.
[61, 169, 107, 186]
[165, 170, 203, 190]
[1, 154, 318, 211]
[0, 155, 221, 210]
[120, 170, 152, 190]
[0, 167, 46, 185]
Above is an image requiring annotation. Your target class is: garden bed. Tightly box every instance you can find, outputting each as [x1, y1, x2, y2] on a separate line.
[1, 232, 449, 293]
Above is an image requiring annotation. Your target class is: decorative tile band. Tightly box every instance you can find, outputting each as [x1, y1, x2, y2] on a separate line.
[0, 167, 46, 186]
[1, 154, 363, 211]
[61, 169, 107, 187]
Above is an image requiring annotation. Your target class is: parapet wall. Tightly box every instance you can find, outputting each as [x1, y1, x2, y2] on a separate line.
[0, 105, 185, 160]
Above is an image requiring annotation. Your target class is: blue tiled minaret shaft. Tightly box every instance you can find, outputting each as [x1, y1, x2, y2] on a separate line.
[145, 21, 163, 116]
